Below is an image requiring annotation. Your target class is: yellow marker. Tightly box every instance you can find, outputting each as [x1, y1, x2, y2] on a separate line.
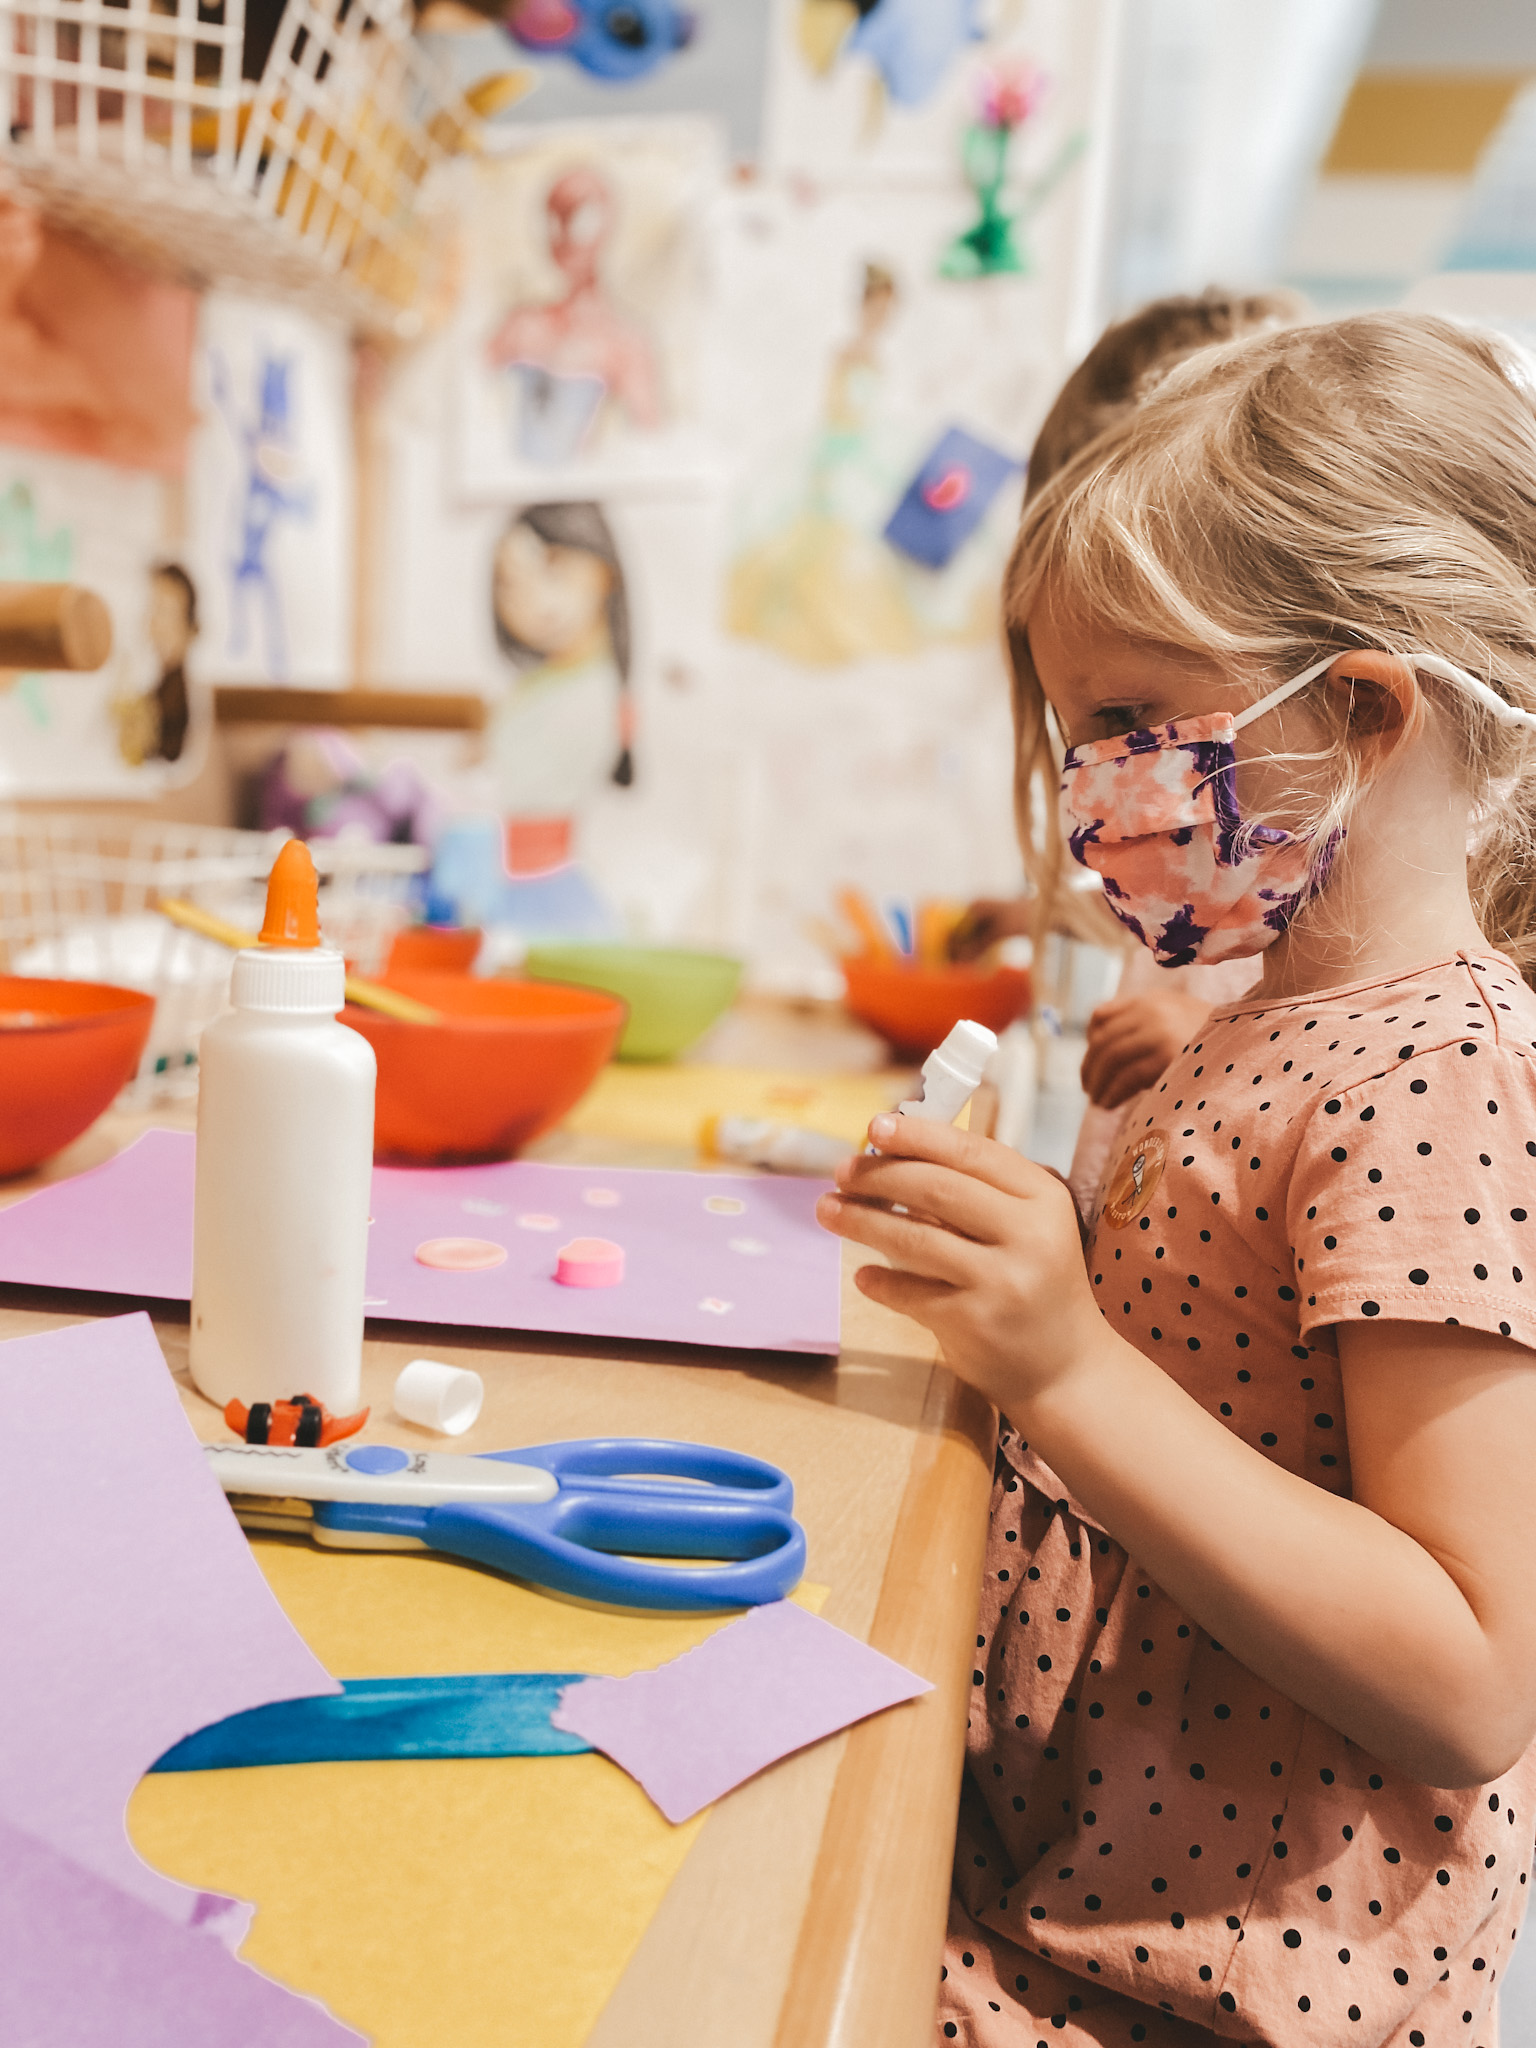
[916, 899, 964, 967]
[157, 895, 443, 1026]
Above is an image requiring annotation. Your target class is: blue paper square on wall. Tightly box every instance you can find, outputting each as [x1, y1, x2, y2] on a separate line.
[883, 426, 1020, 569]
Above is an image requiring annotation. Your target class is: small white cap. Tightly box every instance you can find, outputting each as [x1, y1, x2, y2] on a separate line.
[393, 1358, 484, 1436]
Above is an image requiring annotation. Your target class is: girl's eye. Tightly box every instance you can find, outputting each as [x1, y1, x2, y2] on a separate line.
[1094, 704, 1150, 737]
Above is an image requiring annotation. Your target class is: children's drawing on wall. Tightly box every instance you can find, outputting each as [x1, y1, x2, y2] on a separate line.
[111, 563, 201, 768]
[0, 459, 197, 797]
[726, 260, 1017, 667]
[430, 501, 633, 939]
[796, 0, 983, 109]
[416, 0, 771, 159]
[502, 0, 695, 81]
[455, 122, 718, 500]
[940, 63, 1086, 279]
[0, 198, 196, 475]
[486, 164, 662, 463]
[186, 295, 353, 688]
[208, 349, 314, 681]
[768, 0, 1102, 190]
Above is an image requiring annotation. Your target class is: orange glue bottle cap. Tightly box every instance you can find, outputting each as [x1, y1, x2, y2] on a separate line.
[259, 840, 322, 949]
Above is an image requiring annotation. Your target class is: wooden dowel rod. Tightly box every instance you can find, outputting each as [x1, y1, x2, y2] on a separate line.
[213, 687, 488, 731]
[0, 583, 113, 670]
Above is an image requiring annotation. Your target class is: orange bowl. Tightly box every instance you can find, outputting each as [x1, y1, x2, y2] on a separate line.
[842, 957, 1031, 1062]
[384, 925, 482, 977]
[342, 970, 626, 1166]
[0, 975, 155, 1178]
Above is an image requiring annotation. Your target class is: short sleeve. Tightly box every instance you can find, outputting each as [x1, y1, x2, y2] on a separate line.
[1287, 1036, 1536, 1351]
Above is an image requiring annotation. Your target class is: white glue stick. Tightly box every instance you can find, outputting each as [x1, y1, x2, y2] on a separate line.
[867, 1021, 999, 1196]
[704, 1115, 852, 1177]
[896, 1019, 998, 1125]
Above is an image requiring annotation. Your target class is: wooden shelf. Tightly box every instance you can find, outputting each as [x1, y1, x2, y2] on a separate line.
[213, 687, 487, 732]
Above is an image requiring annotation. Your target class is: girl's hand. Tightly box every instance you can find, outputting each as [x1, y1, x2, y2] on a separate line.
[1080, 989, 1213, 1108]
[815, 1113, 1101, 1414]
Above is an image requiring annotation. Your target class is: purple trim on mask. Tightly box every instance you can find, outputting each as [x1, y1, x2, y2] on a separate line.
[1178, 736, 1244, 864]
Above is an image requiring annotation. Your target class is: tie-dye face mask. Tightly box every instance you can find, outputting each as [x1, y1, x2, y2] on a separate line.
[1060, 654, 1340, 968]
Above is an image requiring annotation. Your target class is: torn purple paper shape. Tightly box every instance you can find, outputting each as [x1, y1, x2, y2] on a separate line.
[550, 1600, 932, 1823]
[0, 1314, 337, 1923]
[0, 1814, 364, 2047]
[0, 1128, 842, 1354]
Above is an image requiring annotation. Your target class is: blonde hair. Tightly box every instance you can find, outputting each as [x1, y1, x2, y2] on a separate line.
[1007, 311, 1536, 979]
[1025, 286, 1307, 502]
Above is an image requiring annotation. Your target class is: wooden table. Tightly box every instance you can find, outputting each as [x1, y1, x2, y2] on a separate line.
[0, 1099, 995, 2048]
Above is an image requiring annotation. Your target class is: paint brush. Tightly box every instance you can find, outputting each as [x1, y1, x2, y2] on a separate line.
[157, 897, 442, 1025]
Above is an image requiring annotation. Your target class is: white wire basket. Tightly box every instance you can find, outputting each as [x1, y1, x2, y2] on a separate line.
[0, 0, 471, 331]
[0, 811, 426, 1101]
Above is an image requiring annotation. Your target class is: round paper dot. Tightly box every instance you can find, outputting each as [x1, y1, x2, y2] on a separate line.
[556, 1237, 625, 1288]
[699, 1297, 734, 1314]
[414, 1237, 507, 1272]
[728, 1237, 769, 1255]
[516, 1213, 560, 1232]
[461, 1198, 507, 1217]
[583, 1187, 621, 1208]
[703, 1195, 746, 1216]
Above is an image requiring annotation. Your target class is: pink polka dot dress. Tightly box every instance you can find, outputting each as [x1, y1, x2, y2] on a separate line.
[939, 954, 1536, 2047]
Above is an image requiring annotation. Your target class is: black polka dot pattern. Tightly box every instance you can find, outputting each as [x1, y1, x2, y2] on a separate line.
[940, 957, 1534, 2048]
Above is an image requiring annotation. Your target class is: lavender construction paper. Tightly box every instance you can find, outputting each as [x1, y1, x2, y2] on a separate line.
[0, 1815, 363, 2047]
[0, 1129, 842, 1354]
[550, 1601, 932, 1823]
[0, 1314, 337, 1922]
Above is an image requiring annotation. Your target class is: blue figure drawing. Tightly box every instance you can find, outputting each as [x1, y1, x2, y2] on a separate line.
[504, 0, 694, 83]
[209, 347, 313, 682]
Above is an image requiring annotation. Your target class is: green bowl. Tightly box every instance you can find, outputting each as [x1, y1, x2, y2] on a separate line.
[522, 943, 743, 1062]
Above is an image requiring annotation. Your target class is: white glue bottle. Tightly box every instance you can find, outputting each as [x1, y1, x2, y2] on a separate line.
[896, 1019, 998, 1125]
[189, 840, 376, 1413]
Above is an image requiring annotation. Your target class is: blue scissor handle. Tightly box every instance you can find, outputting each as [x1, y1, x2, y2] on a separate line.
[425, 1488, 806, 1612]
[314, 1437, 806, 1612]
[481, 1438, 796, 1515]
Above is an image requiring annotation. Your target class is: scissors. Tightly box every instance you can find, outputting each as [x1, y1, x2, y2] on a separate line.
[204, 1437, 806, 1612]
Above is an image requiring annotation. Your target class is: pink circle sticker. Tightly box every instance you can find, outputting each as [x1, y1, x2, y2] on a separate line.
[414, 1237, 508, 1272]
[556, 1237, 625, 1289]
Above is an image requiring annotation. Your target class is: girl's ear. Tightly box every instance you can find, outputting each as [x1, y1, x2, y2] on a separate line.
[1321, 650, 1419, 740]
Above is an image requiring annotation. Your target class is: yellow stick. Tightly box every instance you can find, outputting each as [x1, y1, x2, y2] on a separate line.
[157, 898, 443, 1026]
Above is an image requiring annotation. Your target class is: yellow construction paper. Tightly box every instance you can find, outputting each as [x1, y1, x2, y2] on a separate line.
[558, 1062, 901, 1152]
[129, 1539, 826, 2048]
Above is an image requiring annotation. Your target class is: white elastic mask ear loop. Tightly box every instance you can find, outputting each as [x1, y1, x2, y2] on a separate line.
[1412, 652, 1536, 732]
[1188, 652, 1340, 806]
[1229, 652, 1340, 733]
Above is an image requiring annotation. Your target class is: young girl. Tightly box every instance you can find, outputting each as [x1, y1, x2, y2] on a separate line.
[818, 313, 1536, 2047]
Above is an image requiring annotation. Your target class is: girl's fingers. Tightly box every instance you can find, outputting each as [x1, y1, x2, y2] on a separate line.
[857, 1110, 1055, 1201]
[816, 1192, 980, 1284]
[832, 1155, 1015, 1243]
[1092, 1047, 1172, 1110]
[853, 1260, 957, 1324]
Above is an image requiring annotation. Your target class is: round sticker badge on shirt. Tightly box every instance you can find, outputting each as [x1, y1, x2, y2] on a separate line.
[1102, 1130, 1167, 1229]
